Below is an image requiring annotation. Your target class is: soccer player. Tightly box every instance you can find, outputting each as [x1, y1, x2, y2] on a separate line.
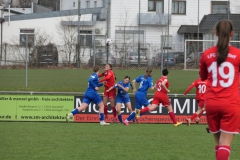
[98, 63, 116, 121]
[123, 68, 155, 126]
[136, 68, 182, 127]
[199, 20, 240, 160]
[66, 65, 110, 126]
[106, 76, 133, 124]
[184, 73, 207, 126]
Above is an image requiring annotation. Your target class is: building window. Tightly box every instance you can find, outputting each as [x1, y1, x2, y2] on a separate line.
[94, 1, 97, 8]
[78, 31, 92, 46]
[20, 29, 35, 46]
[73, 2, 75, 7]
[148, 0, 163, 13]
[172, 1, 186, 14]
[86, 1, 90, 8]
[212, 1, 229, 14]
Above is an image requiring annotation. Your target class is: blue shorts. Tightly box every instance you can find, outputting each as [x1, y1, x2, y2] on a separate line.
[83, 91, 102, 105]
[135, 91, 150, 109]
[116, 95, 130, 104]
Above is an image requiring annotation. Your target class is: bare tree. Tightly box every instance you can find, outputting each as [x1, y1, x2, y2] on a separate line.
[19, 0, 34, 8]
[56, 15, 77, 66]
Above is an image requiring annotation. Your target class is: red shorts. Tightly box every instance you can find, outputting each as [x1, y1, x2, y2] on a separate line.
[103, 88, 116, 99]
[197, 100, 205, 108]
[152, 93, 170, 106]
[206, 100, 240, 134]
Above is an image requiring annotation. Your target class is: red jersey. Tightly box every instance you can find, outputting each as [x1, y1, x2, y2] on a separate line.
[199, 45, 240, 105]
[155, 76, 169, 95]
[99, 70, 116, 88]
[184, 78, 207, 101]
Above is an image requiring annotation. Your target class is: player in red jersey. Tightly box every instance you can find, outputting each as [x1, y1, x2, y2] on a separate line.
[184, 73, 207, 126]
[199, 20, 240, 160]
[98, 63, 116, 121]
[136, 68, 182, 127]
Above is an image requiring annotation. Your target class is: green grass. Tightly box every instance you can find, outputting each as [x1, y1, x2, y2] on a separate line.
[0, 68, 198, 94]
[0, 122, 240, 160]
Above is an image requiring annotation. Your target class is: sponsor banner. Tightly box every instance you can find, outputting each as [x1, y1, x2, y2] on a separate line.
[74, 96, 207, 124]
[0, 95, 74, 122]
[74, 114, 207, 124]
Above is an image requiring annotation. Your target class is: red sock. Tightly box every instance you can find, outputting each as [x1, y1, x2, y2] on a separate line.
[198, 110, 204, 118]
[140, 107, 149, 114]
[217, 145, 230, 160]
[215, 146, 219, 159]
[190, 113, 197, 120]
[112, 107, 116, 118]
[169, 112, 177, 124]
[104, 106, 108, 116]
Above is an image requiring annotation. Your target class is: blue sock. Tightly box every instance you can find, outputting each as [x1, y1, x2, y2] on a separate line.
[99, 113, 104, 121]
[71, 108, 79, 115]
[118, 114, 123, 123]
[127, 112, 136, 121]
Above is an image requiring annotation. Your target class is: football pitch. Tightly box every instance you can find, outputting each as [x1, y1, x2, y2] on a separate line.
[1, 122, 240, 160]
[0, 68, 198, 94]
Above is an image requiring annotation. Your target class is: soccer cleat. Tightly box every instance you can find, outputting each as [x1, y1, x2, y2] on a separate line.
[66, 113, 72, 122]
[186, 118, 191, 126]
[135, 109, 140, 119]
[206, 127, 210, 133]
[174, 121, 182, 127]
[123, 121, 129, 126]
[100, 121, 110, 126]
[195, 117, 200, 124]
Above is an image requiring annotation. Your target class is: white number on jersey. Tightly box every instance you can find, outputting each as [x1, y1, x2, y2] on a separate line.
[198, 84, 206, 93]
[208, 61, 234, 87]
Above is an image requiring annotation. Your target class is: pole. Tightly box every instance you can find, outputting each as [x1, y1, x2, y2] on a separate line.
[228, 0, 229, 20]
[77, 0, 81, 68]
[106, 0, 110, 64]
[25, 35, 28, 87]
[197, 0, 199, 53]
[167, 0, 170, 67]
[0, 8, 3, 65]
[138, 0, 140, 68]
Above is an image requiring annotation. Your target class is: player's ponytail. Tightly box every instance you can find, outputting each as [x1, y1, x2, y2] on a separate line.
[124, 76, 133, 89]
[144, 68, 152, 79]
[216, 20, 233, 65]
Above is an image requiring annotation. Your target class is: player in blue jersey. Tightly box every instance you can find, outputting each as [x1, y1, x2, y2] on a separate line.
[66, 66, 110, 126]
[106, 76, 134, 124]
[123, 68, 155, 126]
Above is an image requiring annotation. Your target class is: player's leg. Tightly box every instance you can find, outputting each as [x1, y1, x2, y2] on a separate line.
[123, 94, 140, 126]
[165, 103, 182, 126]
[98, 101, 110, 125]
[66, 102, 88, 122]
[103, 93, 109, 119]
[109, 89, 117, 121]
[125, 100, 135, 122]
[116, 102, 123, 124]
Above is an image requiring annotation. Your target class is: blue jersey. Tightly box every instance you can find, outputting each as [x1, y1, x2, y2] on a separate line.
[86, 73, 103, 92]
[135, 75, 153, 95]
[114, 81, 130, 97]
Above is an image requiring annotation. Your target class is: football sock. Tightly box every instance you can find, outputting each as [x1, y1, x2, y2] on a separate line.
[169, 111, 177, 124]
[118, 114, 123, 123]
[198, 110, 204, 118]
[112, 107, 117, 117]
[140, 107, 149, 114]
[217, 145, 230, 160]
[127, 111, 136, 121]
[99, 113, 104, 121]
[71, 108, 79, 115]
[104, 106, 108, 116]
[215, 146, 219, 159]
[190, 113, 197, 120]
